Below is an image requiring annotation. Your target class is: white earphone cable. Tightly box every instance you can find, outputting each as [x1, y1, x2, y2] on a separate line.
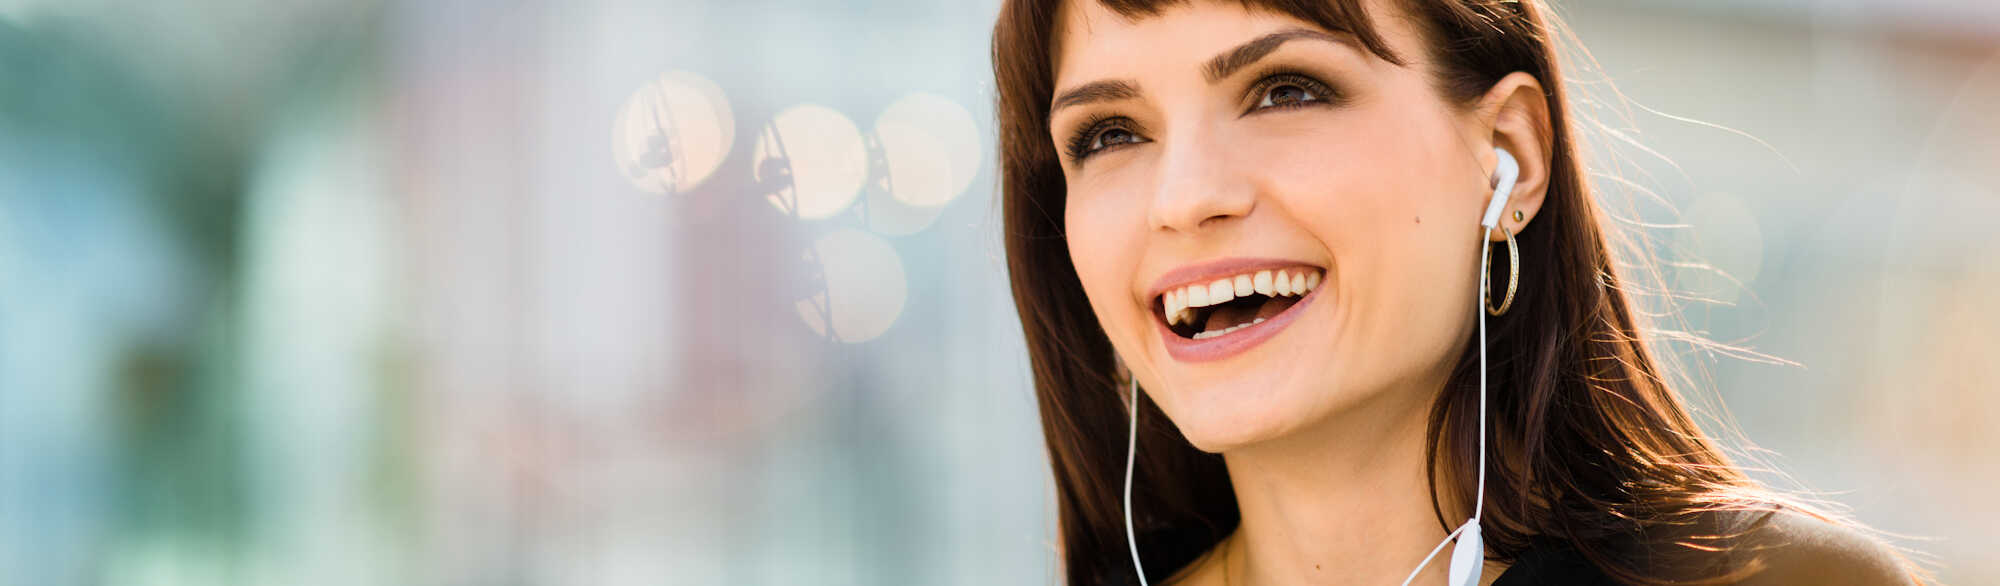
[1474, 231, 1491, 521]
[1401, 521, 1475, 585]
[1125, 377, 1151, 586]
[1398, 229, 1494, 586]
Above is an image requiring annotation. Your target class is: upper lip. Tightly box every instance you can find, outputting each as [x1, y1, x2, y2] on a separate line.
[1144, 256, 1328, 304]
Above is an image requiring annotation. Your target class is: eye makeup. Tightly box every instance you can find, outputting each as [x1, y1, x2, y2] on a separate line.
[1064, 112, 1148, 165]
[1240, 67, 1345, 115]
[1056, 63, 1349, 166]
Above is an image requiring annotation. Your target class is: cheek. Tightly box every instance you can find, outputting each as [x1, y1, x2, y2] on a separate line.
[1256, 110, 1463, 255]
[1251, 108, 1480, 377]
[1064, 190, 1146, 334]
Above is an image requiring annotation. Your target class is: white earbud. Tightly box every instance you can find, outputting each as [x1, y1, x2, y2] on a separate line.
[1124, 148, 1519, 586]
[1482, 148, 1520, 229]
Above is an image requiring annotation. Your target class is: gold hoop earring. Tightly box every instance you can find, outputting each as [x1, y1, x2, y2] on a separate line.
[1483, 226, 1519, 316]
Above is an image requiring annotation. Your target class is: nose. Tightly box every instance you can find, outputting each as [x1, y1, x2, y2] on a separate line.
[1147, 130, 1254, 234]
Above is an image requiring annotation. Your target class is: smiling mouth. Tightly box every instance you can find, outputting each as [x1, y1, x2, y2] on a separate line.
[1156, 267, 1324, 340]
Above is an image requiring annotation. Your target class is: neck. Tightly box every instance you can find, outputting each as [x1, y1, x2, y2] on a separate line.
[1219, 379, 1468, 586]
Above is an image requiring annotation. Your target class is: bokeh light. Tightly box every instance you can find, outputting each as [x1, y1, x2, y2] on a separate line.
[873, 92, 981, 209]
[859, 169, 949, 236]
[755, 104, 868, 220]
[793, 228, 907, 343]
[612, 70, 735, 195]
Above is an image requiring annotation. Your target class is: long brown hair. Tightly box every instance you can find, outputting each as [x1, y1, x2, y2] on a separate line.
[992, 1, 1905, 584]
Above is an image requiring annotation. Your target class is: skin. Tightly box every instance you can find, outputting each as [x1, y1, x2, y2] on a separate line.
[1048, 0, 1552, 583]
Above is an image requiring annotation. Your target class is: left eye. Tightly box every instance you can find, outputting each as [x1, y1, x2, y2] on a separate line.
[1091, 127, 1140, 151]
[1257, 83, 1321, 109]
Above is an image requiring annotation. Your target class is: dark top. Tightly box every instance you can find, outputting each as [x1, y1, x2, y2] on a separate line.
[1152, 509, 1917, 585]
[1491, 538, 1618, 585]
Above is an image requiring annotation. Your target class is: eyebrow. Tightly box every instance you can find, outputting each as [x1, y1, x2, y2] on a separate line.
[1203, 27, 1352, 83]
[1047, 27, 1353, 121]
[1048, 79, 1141, 121]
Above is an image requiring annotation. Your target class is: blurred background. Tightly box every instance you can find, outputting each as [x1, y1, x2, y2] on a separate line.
[0, 0, 1994, 584]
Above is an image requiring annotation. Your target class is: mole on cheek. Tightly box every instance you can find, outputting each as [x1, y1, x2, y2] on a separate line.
[1414, 215, 1422, 224]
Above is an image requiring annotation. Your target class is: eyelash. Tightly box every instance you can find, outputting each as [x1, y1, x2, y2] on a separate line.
[1243, 70, 1339, 112]
[1064, 113, 1141, 164]
[1063, 71, 1340, 165]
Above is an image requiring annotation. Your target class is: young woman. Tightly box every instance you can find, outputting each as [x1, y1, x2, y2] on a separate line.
[990, 0, 1928, 584]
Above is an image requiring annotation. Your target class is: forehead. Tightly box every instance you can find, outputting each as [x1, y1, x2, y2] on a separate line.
[1050, 0, 1408, 84]
[1054, 1, 1279, 79]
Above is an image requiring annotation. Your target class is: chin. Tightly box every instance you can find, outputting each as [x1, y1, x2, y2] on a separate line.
[1160, 384, 1313, 454]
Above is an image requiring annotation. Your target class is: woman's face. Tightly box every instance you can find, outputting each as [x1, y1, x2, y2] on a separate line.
[1052, 0, 1502, 451]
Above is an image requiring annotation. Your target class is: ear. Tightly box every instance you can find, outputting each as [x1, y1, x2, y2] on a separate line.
[1467, 72, 1552, 242]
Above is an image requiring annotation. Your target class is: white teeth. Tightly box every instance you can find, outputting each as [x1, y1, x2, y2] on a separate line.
[1161, 268, 1325, 332]
[1190, 316, 1271, 340]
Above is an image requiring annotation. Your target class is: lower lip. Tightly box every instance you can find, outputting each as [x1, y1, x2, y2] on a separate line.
[1155, 286, 1323, 363]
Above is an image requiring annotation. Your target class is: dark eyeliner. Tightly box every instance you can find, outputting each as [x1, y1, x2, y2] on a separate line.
[1065, 113, 1141, 165]
[1241, 67, 1342, 114]
[1064, 113, 1110, 164]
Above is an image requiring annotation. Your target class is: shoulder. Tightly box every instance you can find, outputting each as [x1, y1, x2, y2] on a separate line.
[1495, 507, 1923, 586]
[1733, 509, 1923, 586]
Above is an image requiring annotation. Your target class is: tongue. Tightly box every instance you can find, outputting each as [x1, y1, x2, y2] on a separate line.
[1199, 296, 1302, 334]
[1201, 303, 1256, 334]
[1256, 295, 1300, 320]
